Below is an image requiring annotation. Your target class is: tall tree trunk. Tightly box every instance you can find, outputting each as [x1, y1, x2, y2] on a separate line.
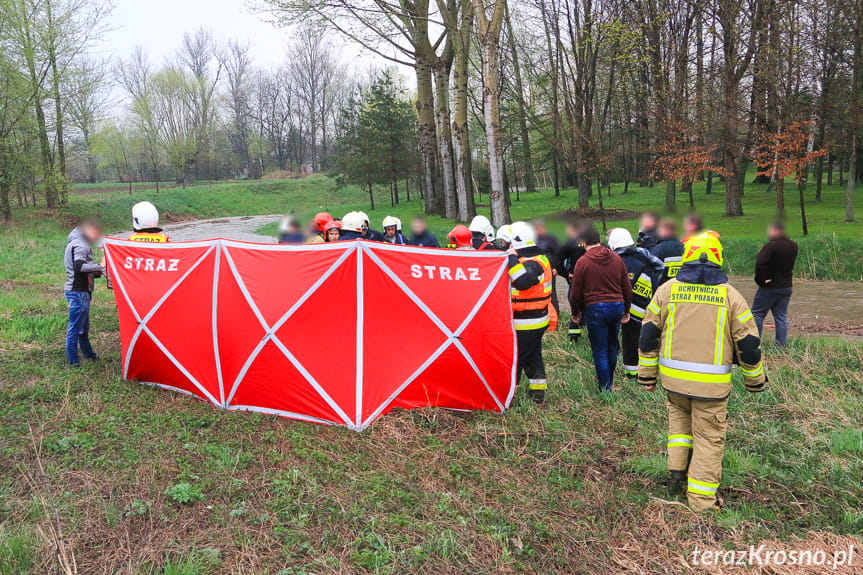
[798, 180, 809, 235]
[848, 134, 857, 222]
[433, 51, 458, 219]
[504, 2, 536, 195]
[474, 0, 511, 225]
[452, 29, 475, 220]
[665, 180, 676, 212]
[0, 141, 11, 221]
[46, 0, 67, 205]
[776, 176, 785, 217]
[415, 49, 443, 215]
[847, 0, 862, 222]
[539, 0, 561, 197]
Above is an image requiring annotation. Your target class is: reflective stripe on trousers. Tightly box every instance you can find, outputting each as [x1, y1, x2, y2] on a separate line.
[514, 315, 549, 331]
[668, 433, 693, 448]
[528, 378, 547, 390]
[688, 477, 719, 496]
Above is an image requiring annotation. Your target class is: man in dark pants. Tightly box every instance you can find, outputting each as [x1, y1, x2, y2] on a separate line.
[534, 219, 561, 331]
[608, 228, 664, 379]
[64, 219, 105, 366]
[569, 223, 633, 392]
[751, 222, 798, 347]
[557, 220, 587, 343]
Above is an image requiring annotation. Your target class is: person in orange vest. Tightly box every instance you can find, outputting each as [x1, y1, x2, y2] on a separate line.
[129, 202, 169, 242]
[507, 221, 553, 404]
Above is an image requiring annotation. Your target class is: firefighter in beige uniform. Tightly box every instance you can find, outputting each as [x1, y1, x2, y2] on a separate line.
[638, 232, 766, 512]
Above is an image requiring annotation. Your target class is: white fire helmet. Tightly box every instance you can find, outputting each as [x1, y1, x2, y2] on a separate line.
[342, 211, 365, 233]
[509, 221, 536, 250]
[496, 224, 514, 244]
[607, 228, 635, 251]
[395, 217, 402, 231]
[382, 216, 399, 230]
[469, 215, 495, 241]
[132, 201, 160, 231]
[358, 211, 370, 230]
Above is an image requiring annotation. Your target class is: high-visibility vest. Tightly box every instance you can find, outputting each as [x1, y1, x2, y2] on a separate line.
[511, 254, 553, 312]
[129, 232, 169, 243]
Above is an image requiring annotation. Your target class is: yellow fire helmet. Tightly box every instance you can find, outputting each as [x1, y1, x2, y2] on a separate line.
[682, 230, 724, 266]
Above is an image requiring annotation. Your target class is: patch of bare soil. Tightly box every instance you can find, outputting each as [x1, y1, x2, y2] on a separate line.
[788, 319, 863, 337]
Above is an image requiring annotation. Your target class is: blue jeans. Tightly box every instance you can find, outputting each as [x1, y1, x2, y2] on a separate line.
[751, 286, 793, 347]
[584, 302, 625, 391]
[65, 291, 96, 364]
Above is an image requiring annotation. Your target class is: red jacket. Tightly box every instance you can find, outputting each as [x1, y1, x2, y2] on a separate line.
[568, 245, 633, 316]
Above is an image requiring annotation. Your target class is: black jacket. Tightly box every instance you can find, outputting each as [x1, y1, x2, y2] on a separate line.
[536, 233, 561, 270]
[651, 237, 685, 283]
[409, 230, 440, 248]
[556, 239, 586, 279]
[755, 237, 798, 289]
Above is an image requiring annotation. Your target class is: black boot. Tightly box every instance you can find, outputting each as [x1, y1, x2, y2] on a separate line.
[667, 470, 687, 486]
[527, 389, 546, 404]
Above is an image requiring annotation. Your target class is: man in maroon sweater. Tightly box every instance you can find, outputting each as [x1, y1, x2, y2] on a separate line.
[569, 224, 633, 391]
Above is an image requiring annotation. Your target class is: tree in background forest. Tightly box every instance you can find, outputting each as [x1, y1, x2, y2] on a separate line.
[2, 0, 863, 225]
[333, 72, 418, 211]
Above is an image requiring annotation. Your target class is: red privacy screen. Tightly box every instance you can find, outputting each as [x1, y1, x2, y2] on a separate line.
[103, 238, 516, 431]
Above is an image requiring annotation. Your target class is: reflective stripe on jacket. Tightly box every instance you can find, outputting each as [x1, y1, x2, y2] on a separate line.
[509, 252, 552, 331]
[637, 278, 766, 400]
[129, 232, 169, 243]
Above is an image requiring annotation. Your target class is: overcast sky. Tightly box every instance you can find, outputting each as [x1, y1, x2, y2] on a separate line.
[101, 0, 354, 68]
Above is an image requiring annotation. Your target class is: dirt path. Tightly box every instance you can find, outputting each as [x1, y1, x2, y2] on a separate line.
[113, 214, 280, 243]
[555, 275, 863, 338]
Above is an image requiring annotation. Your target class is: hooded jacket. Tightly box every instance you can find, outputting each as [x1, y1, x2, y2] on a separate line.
[568, 245, 632, 317]
[613, 245, 665, 323]
[651, 237, 685, 282]
[637, 262, 766, 400]
[64, 227, 103, 292]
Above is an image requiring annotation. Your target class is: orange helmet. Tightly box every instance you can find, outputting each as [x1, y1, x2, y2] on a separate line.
[314, 212, 334, 232]
[447, 225, 473, 249]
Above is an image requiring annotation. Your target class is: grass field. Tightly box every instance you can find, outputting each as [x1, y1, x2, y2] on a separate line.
[0, 175, 861, 573]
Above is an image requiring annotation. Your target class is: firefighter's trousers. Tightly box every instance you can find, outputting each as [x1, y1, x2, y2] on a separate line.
[666, 392, 729, 511]
[516, 327, 547, 391]
[621, 320, 641, 378]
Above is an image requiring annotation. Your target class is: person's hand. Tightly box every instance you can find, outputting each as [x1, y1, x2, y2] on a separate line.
[764, 278, 772, 284]
[645, 384, 656, 392]
[507, 247, 517, 256]
[621, 313, 630, 324]
[568, 274, 573, 281]
[572, 314, 581, 324]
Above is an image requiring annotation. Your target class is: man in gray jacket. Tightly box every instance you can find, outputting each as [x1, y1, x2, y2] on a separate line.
[64, 219, 105, 365]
